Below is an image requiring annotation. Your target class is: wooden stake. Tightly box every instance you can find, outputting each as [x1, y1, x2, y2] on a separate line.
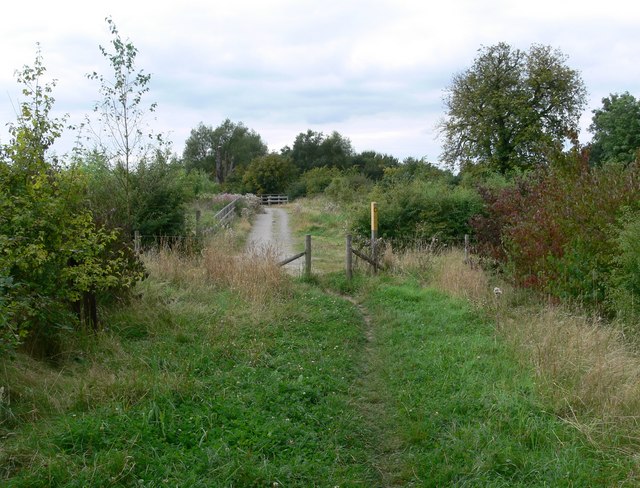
[346, 234, 353, 280]
[305, 234, 312, 278]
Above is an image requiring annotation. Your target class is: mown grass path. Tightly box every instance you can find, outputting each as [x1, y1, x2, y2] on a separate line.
[354, 277, 636, 486]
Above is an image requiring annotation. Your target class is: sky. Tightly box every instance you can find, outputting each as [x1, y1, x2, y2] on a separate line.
[1, 0, 639, 163]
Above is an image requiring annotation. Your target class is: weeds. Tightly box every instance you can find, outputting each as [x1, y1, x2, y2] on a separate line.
[429, 247, 640, 459]
[144, 232, 291, 305]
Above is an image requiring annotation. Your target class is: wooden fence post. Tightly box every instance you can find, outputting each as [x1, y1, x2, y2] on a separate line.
[305, 234, 312, 278]
[346, 234, 353, 280]
[371, 202, 378, 274]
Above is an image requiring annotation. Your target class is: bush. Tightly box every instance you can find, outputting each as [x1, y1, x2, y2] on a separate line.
[302, 166, 342, 195]
[472, 159, 640, 307]
[352, 179, 483, 246]
[132, 154, 193, 241]
[243, 153, 297, 195]
[325, 172, 372, 204]
[607, 209, 640, 321]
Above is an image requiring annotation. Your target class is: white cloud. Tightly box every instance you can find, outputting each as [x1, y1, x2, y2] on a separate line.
[1, 0, 640, 160]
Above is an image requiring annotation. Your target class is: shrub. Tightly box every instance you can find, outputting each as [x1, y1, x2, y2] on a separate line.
[352, 179, 483, 246]
[324, 172, 372, 204]
[472, 159, 640, 307]
[302, 166, 343, 195]
[607, 209, 640, 322]
[243, 153, 297, 195]
[0, 50, 143, 355]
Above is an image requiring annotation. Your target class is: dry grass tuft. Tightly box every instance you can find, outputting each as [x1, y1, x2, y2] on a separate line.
[203, 242, 290, 304]
[506, 308, 640, 426]
[430, 249, 491, 306]
[143, 246, 204, 286]
[380, 241, 434, 277]
[427, 247, 640, 449]
[143, 232, 290, 305]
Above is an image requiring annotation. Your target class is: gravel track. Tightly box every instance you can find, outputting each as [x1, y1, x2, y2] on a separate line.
[246, 207, 302, 273]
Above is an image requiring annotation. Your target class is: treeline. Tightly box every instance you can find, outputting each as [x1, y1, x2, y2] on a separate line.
[181, 122, 400, 196]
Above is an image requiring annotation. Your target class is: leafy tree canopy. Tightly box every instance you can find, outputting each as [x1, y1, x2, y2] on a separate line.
[440, 42, 587, 174]
[242, 153, 297, 195]
[589, 92, 640, 166]
[351, 151, 399, 180]
[286, 130, 354, 172]
[182, 119, 267, 184]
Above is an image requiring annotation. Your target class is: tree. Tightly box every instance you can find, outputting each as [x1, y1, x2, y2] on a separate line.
[242, 153, 297, 195]
[131, 150, 193, 241]
[86, 17, 160, 233]
[589, 92, 640, 166]
[351, 150, 398, 180]
[287, 130, 354, 172]
[1, 50, 142, 354]
[440, 43, 587, 174]
[182, 119, 268, 185]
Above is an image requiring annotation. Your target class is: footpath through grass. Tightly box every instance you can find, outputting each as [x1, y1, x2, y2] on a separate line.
[349, 275, 636, 486]
[2, 203, 638, 485]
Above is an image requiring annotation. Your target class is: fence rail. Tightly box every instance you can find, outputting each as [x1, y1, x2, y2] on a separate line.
[260, 194, 289, 205]
[278, 234, 311, 277]
[213, 197, 241, 223]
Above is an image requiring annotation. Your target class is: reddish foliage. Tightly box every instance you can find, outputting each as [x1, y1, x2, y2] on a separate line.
[472, 158, 640, 301]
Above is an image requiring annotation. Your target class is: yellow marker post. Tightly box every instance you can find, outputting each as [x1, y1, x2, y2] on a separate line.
[371, 202, 378, 273]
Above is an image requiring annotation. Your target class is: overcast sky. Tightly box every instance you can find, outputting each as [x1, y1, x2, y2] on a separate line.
[2, 0, 639, 163]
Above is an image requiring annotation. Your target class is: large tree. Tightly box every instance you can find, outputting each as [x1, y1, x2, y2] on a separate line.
[589, 92, 640, 166]
[182, 119, 267, 184]
[440, 43, 587, 174]
[287, 130, 354, 172]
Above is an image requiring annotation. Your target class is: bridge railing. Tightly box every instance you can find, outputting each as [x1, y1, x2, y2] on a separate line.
[213, 197, 240, 223]
[260, 194, 289, 205]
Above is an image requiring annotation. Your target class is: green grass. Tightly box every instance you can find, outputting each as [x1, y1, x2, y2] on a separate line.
[2, 199, 638, 486]
[2, 277, 381, 486]
[288, 197, 352, 274]
[353, 277, 636, 486]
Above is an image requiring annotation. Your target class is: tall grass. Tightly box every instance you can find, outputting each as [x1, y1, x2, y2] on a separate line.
[429, 248, 640, 453]
[144, 234, 290, 305]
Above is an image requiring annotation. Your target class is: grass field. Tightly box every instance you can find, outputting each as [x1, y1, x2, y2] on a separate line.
[1, 198, 639, 486]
